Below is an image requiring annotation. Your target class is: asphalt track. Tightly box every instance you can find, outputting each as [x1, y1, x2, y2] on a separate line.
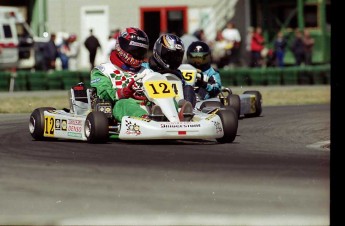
[0, 104, 330, 225]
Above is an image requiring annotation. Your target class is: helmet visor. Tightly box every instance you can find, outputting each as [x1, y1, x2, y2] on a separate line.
[118, 38, 148, 60]
[161, 48, 184, 69]
[188, 52, 210, 66]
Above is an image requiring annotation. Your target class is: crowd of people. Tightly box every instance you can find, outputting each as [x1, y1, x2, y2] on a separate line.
[40, 21, 315, 72]
[208, 23, 315, 69]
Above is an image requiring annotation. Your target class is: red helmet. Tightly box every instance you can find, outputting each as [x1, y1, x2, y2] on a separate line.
[113, 27, 149, 69]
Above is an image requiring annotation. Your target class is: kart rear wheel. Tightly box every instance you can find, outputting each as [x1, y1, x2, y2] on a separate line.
[84, 111, 109, 143]
[216, 107, 238, 143]
[226, 94, 240, 117]
[29, 107, 56, 140]
[243, 90, 262, 117]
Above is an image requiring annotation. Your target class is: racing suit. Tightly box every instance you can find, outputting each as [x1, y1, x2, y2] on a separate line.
[195, 66, 222, 100]
[90, 62, 148, 121]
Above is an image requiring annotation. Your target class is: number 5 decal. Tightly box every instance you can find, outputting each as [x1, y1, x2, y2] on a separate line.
[181, 70, 197, 86]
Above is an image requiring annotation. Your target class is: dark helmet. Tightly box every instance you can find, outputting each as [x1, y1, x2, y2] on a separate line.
[153, 34, 185, 70]
[114, 27, 149, 69]
[187, 41, 211, 70]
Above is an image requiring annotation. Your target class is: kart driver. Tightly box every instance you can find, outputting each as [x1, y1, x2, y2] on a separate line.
[90, 27, 151, 122]
[142, 34, 195, 117]
[186, 41, 222, 100]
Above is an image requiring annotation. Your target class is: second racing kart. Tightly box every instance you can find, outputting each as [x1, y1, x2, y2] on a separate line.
[178, 64, 263, 118]
[29, 70, 238, 144]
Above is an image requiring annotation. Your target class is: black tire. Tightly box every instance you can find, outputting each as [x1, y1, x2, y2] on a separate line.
[243, 90, 262, 117]
[216, 107, 238, 143]
[84, 111, 109, 143]
[226, 94, 240, 117]
[29, 107, 56, 140]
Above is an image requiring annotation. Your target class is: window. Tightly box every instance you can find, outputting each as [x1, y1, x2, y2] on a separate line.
[304, 5, 318, 28]
[3, 24, 13, 38]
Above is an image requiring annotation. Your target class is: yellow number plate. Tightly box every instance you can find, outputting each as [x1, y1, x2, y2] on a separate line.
[181, 70, 196, 84]
[144, 80, 175, 98]
[44, 116, 55, 137]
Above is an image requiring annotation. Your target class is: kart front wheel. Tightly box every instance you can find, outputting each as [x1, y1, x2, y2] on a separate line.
[243, 90, 262, 117]
[84, 111, 109, 143]
[216, 107, 238, 143]
[29, 107, 56, 140]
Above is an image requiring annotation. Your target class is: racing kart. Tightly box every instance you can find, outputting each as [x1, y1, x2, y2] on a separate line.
[29, 70, 238, 143]
[178, 64, 262, 118]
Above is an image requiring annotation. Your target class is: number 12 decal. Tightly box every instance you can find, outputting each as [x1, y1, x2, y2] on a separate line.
[44, 116, 55, 137]
[144, 81, 176, 98]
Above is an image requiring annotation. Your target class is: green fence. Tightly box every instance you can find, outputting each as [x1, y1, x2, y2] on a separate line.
[0, 70, 91, 92]
[0, 65, 330, 92]
[219, 64, 330, 86]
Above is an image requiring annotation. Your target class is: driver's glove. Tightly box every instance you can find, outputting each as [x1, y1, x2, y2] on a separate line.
[117, 79, 135, 99]
[196, 72, 208, 89]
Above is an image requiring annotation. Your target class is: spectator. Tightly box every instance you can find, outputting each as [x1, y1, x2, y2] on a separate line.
[180, 31, 199, 63]
[250, 26, 265, 67]
[105, 29, 121, 59]
[303, 29, 315, 65]
[211, 29, 229, 69]
[193, 29, 206, 42]
[58, 36, 70, 70]
[43, 33, 58, 71]
[273, 31, 288, 67]
[105, 34, 116, 60]
[221, 21, 241, 67]
[84, 29, 102, 70]
[290, 29, 305, 66]
[245, 27, 254, 66]
[67, 34, 80, 71]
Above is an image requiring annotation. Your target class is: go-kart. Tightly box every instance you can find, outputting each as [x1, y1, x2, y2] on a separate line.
[178, 64, 262, 118]
[29, 70, 238, 143]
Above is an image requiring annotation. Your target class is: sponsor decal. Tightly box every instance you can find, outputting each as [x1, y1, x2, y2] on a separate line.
[125, 120, 141, 136]
[129, 41, 148, 49]
[67, 132, 82, 138]
[68, 119, 82, 125]
[213, 121, 223, 134]
[160, 122, 201, 128]
[137, 36, 147, 42]
[55, 119, 61, 130]
[175, 44, 183, 50]
[61, 120, 67, 131]
[91, 78, 101, 84]
[68, 125, 82, 133]
[129, 116, 151, 122]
